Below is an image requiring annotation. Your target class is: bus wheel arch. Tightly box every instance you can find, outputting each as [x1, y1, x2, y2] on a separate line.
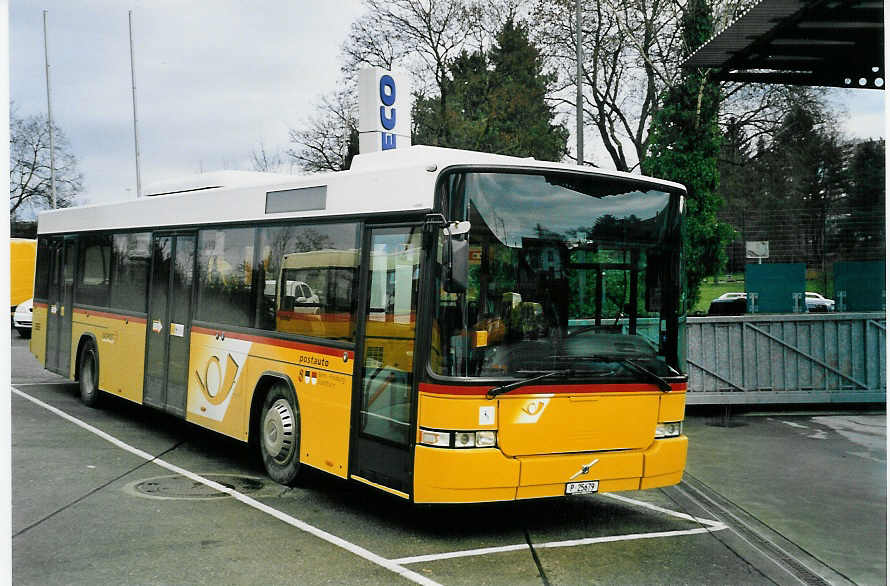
[251, 374, 302, 486]
[76, 335, 101, 407]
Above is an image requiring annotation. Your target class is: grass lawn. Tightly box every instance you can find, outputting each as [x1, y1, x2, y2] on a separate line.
[694, 280, 745, 314]
[692, 271, 832, 314]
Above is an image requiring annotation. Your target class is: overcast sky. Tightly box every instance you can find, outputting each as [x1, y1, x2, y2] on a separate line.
[9, 1, 887, 208]
[10, 1, 366, 207]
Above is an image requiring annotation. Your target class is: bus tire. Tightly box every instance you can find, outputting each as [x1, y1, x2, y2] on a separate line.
[78, 341, 101, 407]
[259, 382, 301, 486]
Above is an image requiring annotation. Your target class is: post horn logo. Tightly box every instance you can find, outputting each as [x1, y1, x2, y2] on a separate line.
[194, 354, 240, 405]
[521, 400, 547, 416]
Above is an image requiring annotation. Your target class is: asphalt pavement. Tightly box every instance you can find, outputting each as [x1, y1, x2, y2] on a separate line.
[9, 329, 887, 585]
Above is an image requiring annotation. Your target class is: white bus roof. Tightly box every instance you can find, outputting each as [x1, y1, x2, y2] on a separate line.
[37, 145, 685, 235]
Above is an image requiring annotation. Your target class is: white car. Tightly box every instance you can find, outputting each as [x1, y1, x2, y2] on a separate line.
[716, 292, 747, 300]
[13, 298, 33, 338]
[284, 280, 320, 314]
[805, 292, 835, 312]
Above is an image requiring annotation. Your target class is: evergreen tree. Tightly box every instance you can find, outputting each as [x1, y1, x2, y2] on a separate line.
[847, 139, 885, 214]
[642, 0, 733, 310]
[768, 105, 847, 264]
[413, 19, 568, 161]
[716, 117, 755, 273]
[833, 139, 885, 259]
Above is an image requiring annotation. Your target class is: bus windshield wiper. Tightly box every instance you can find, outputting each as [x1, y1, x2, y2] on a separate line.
[486, 369, 573, 399]
[552, 355, 673, 393]
[618, 358, 673, 393]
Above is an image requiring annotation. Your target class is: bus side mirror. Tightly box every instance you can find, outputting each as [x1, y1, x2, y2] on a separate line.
[444, 238, 468, 293]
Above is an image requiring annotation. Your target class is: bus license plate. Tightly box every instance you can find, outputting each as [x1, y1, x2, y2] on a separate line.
[566, 480, 599, 495]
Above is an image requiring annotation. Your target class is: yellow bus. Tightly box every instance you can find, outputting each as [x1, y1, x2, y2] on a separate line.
[11, 238, 37, 313]
[31, 146, 688, 502]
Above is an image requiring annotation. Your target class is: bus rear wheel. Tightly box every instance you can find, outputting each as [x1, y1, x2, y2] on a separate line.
[259, 383, 301, 486]
[78, 342, 101, 407]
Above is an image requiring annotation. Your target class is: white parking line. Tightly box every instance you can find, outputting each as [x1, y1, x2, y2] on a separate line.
[391, 526, 726, 565]
[603, 492, 727, 528]
[11, 386, 442, 586]
[391, 494, 727, 565]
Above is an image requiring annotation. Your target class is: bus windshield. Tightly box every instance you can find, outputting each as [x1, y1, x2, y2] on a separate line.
[432, 171, 686, 381]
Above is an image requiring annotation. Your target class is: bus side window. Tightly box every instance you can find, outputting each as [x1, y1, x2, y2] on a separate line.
[257, 222, 360, 340]
[110, 233, 151, 313]
[196, 227, 256, 328]
[35, 238, 53, 300]
[76, 234, 112, 307]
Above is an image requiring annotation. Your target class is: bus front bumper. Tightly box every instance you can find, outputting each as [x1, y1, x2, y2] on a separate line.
[412, 436, 688, 504]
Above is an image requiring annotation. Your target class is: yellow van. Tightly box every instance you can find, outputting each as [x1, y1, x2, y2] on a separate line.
[10, 238, 37, 314]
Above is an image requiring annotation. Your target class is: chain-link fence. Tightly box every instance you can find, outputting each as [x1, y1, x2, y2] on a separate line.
[720, 205, 885, 293]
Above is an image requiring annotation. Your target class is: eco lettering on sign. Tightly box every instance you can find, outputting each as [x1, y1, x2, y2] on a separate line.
[358, 67, 412, 153]
[379, 75, 397, 150]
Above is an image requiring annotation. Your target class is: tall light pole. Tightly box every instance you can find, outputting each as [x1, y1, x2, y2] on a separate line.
[575, 0, 584, 166]
[43, 10, 57, 208]
[129, 10, 143, 199]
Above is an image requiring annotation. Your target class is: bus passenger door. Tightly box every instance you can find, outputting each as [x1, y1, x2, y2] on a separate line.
[350, 225, 423, 498]
[143, 233, 196, 416]
[46, 237, 77, 376]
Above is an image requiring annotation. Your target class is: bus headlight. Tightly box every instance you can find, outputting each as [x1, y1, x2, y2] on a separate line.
[475, 431, 497, 447]
[420, 430, 451, 447]
[419, 428, 498, 448]
[655, 422, 682, 439]
[454, 432, 475, 448]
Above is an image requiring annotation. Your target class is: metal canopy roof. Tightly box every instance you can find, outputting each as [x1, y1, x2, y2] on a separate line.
[683, 0, 884, 89]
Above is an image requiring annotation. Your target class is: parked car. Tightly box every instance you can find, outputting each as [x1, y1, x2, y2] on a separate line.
[805, 291, 835, 312]
[281, 280, 320, 314]
[707, 293, 747, 316]
[13, 298, 33, 338]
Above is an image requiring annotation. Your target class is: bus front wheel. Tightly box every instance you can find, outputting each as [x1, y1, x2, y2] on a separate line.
[259, 383, 301, 486]
[78, 342, 101, 407]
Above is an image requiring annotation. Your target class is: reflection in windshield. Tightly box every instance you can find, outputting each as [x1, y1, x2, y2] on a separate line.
[432, 172, 685, 382]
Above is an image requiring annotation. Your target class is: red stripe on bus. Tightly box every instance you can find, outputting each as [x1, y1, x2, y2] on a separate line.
[276, 311, 354, 322]
[72, 308, 147, 324]
[34, 301, 48, 308]
[419, 381, 687, 396]
[191, 326, 355, 360]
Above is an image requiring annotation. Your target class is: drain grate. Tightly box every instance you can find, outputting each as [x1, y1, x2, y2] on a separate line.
[129, 474, 266, 500]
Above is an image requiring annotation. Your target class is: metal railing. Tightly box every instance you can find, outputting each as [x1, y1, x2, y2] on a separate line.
[686, 312, 886, 404]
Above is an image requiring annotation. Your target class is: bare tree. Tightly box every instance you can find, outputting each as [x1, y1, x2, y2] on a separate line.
[465, 0, 530, 52]
[719, 83, 827, 153]
[10, 110, 83, 218]
[287, 85, 359, 173]
[534, 0, 826, 173]
[288, 0, 532, 170]
[342, 0, 477, 144]
[250, 141, 290, 173]
[534, 0, 684, 171]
